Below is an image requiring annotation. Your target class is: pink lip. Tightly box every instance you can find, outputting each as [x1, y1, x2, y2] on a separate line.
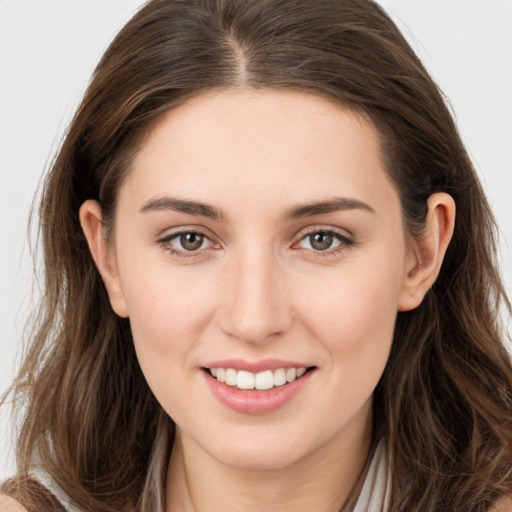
[203, 358, 311, 373]
[203, 367, 315, 415]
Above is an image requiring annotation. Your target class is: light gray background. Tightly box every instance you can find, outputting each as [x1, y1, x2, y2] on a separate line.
[1, 0, 511, 480]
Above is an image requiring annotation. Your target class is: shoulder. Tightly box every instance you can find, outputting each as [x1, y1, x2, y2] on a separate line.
[493, 495, 512, 512]
[0, 495, 28, 512]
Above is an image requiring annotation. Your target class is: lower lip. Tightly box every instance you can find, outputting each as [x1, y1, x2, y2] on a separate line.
[203, 370, 314, 415]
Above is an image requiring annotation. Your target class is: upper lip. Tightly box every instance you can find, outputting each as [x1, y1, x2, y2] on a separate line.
[203, 358, 314, 373]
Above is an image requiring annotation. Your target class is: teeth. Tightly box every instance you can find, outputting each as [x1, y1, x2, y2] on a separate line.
[274, 368, 286, 386]
[286, 368, 296, 382]
[255, 370, 274, 390]
[225, 368, 237, 386]
[208, 366, 308, 390]
[237, 370, 255, 390]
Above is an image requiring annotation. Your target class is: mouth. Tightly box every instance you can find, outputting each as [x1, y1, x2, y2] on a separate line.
[202, 361, 317, 414]
[203, 366, 316, 391]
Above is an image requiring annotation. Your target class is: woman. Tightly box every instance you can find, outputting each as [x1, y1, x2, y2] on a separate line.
[1, 0, 511, 510]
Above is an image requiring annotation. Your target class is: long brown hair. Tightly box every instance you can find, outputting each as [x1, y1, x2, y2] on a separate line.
[2, 0, 511, 510]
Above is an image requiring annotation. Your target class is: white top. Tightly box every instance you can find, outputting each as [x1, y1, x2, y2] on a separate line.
[349, 441, 391, 512]
[33, 442, 391, 511]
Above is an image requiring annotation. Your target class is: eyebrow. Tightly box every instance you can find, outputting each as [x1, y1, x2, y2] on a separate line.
[283, 197, 375, 220]
[139, 197, 226, 221]
[139, 195, 375, 221]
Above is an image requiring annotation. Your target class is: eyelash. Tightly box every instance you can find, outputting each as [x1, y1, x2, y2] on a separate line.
[293, 228, 356, 257]
[157, 228, 356, 259]
[158, 230, 216, 259]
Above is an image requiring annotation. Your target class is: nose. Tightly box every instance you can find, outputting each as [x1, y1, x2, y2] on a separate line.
[218, 246, 292, 345]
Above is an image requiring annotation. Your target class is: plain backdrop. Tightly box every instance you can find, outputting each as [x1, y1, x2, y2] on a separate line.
[1, 0, 511, 480]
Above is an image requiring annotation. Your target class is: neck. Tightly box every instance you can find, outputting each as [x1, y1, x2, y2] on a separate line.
[165, 404, 373, 512]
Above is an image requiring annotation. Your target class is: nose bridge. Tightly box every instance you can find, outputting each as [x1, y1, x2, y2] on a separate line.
[219, 242, 291, 344]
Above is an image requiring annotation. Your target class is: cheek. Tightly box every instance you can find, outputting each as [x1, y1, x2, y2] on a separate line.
[294, 264, 401, 425]
[120, 258, 213, 343]
[118, 262, 219, 418]
[296, 253, 404, 377]
[115, 253, 220, 398]
[300, 260, 402, 334]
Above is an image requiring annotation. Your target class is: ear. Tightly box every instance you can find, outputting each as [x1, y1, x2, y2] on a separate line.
[79, 200, 129, 318]
[398, 192, 456, 311]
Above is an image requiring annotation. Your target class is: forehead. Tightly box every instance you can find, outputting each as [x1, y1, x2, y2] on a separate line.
[122, 88, 398, 218]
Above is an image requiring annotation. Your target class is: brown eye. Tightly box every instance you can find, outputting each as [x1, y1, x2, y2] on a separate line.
[180, 232, 204, 251]
[309, 232, 334, 251]
[296, 229, 353, 254]
[158, 230, 216, 258]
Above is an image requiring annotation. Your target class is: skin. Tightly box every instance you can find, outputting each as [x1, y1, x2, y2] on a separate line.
[79, 89, 455, 512]
[0, 496, 27, 512]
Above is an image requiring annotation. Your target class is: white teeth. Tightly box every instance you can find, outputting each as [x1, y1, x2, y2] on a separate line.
[225, 368, 237, 386]
[286, 368, 296, 382]
[274, 368, 286, 386]
[237, 370, 255, 390]
[208, 366, 310, 390]
[255, 370, 274, 390]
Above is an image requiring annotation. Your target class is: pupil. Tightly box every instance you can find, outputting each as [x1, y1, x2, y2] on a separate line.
[181, 233, 203, 251]
[311, 232, 333, 251]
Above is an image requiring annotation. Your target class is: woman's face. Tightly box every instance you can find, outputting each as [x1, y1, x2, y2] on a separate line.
[102, 89, 417, 469]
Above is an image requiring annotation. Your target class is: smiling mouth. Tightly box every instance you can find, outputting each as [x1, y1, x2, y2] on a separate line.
[204, 366, 316, 391]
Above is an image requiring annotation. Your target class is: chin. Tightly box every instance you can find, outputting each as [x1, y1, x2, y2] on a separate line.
[197, 427, 318, 471]
[214, 446, 306, 471]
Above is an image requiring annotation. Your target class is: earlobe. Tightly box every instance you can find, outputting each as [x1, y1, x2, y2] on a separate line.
[398, 193, 456, 311]
[79, 200, 129, 318]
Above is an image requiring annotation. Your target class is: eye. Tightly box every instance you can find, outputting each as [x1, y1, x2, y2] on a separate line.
[176, 232, 208, 251]
[158, 230, 215, 255]
[296, 229, 354, 253]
